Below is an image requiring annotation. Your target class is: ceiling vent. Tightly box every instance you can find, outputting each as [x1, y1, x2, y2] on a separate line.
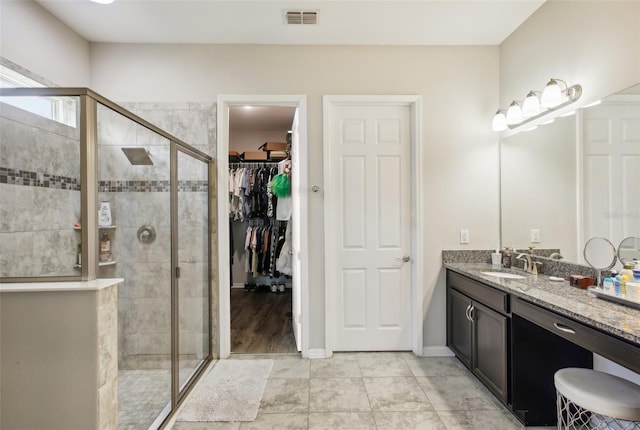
[284, 11, 318, 25]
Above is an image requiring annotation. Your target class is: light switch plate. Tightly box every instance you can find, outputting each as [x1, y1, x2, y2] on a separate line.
[531, 229, 541, 243]
[460, 229, 470, 244]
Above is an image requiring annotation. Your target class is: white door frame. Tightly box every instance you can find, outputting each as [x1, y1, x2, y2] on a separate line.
[323, 95, 424, 356]
[216, 95, 309, 358]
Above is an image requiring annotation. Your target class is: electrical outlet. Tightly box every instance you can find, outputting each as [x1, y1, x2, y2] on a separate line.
[460, 229, 470, 244]
[531, 229, 541, 243]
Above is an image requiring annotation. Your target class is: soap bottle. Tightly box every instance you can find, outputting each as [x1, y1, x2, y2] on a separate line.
[620, 263, 634, 280]
[99, 232, 112, 263]
[602, 277, 614, 295]
[620, 275, 628, 297]
[502, 247, 512, 269]
[76, 244, 82, 266]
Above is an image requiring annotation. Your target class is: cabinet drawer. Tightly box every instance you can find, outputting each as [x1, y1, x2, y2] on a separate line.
[513, 297, 640, 374]
[447, 271, 509, 314]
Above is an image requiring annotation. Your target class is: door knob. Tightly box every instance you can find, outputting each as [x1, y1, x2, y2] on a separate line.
[397, 255, 411, 263]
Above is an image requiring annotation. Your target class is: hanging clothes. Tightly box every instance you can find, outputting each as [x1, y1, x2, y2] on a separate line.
[276, 221, 292, 276]
[243, 221, 288, 279]
[229, 164, 279, 221]
[276, 159, 292, 221]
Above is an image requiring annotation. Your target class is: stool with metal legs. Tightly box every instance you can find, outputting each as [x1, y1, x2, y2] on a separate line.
[554, 368, 640, 429]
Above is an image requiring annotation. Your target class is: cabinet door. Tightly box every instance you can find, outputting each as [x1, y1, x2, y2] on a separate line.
[447, 288, 472, 368]
[472, 301, 508, 403]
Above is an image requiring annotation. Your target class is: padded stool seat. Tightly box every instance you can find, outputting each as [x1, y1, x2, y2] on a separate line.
[554, 368, 640, 429]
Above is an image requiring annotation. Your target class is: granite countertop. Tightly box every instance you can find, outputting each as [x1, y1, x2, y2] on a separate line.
[444, 262, 640, 345]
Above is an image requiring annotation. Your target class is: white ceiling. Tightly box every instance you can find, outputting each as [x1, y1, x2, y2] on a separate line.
[229, 106, 295, 132]
[35, 0, 545, 46]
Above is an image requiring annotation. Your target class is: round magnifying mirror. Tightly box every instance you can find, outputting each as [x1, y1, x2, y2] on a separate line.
[583, 237, 617, 286]
[617, 236, 640, 265]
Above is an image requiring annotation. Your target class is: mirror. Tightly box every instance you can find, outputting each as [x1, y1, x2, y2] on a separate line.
[500, 83, 640, 266]
[618, 236, 640, 265]
[584, 237, 617, 286]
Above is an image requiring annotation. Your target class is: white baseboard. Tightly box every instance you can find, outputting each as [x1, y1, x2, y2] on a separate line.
[421, 346, 454, 357]
[307, 348, 328, 359]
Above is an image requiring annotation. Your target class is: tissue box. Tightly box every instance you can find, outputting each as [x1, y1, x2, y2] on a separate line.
[569, 275, 595, 289]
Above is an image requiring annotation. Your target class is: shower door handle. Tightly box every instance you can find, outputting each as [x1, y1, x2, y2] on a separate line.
[175, 266, 181, 279]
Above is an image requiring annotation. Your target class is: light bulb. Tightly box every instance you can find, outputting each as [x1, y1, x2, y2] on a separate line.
[506, 101, 523, 125]
[541, 79, 563, 108]
[522, 91, 541, 118]
[492, 110, 507, 131]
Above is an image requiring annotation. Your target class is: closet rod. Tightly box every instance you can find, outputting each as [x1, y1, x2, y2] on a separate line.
[229, 161, 283, 169]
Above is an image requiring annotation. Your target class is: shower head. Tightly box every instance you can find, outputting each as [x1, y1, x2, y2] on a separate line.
[121, 147, 154, 166]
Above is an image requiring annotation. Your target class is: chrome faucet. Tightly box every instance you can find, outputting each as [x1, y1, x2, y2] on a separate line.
[516, 253, 543, 275]
[517, 253, 531, 272]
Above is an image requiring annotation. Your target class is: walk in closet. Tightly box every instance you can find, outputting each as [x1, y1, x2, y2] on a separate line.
[228, 106, 297, 354]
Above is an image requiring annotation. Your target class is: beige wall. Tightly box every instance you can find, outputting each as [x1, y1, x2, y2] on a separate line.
[89, 43, 501, 350]
[0, 0, 90, 86]
[500, 0, 640, 108]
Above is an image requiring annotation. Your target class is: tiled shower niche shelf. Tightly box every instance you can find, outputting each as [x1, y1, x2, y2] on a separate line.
[73, 225, 117, 269]
[73, 261, 117, 269]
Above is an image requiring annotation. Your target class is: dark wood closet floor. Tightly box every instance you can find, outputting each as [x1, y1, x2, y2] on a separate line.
[230, 287, 296, 354]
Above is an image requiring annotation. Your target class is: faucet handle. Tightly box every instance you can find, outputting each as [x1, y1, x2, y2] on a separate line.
[533, 261, 542, 275]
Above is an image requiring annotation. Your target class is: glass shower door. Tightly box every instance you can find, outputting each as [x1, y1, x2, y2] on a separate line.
[175, 147, 211, 394]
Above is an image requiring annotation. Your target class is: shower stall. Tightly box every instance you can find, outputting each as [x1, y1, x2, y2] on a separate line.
[0, 87, 214, 429]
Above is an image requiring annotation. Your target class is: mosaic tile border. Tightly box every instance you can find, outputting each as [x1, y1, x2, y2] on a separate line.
[0, 166, 81, 190]
[0, 167, 207, 193]
[99, 180, 208, 192]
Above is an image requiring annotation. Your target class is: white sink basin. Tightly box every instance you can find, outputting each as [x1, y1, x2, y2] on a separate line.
[481, 271, 526, 279]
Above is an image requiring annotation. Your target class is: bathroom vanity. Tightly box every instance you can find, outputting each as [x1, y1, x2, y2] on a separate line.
[445, 263, 640, 426]
[0, 278, 123, 430]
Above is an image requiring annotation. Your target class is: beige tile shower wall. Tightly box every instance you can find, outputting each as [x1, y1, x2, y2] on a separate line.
[98, 102, 215, 369]
[0, 103, 81, 278]
[97, 284, 118, 430]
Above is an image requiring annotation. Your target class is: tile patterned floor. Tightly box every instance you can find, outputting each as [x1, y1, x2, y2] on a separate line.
[170, 353, 540, 430]
[119, 369, 172, 430]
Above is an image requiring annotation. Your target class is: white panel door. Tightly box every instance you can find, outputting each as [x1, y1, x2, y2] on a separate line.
[326, 102, 412, 351]
[583, 100, 640, 246]
[291, 108, 302, 352]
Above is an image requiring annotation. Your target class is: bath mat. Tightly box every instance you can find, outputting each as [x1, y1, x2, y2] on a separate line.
[177, 359, 273, 422]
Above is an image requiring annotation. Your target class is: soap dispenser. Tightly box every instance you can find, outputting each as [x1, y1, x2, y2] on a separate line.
[502, 247, 512, 268]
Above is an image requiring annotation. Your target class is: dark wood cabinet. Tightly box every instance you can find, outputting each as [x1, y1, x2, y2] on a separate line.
[446, 268, 640, 426]
[446, 272, 509, 403]
[447, 287, 472, 368]
[473, 300, 508, 402]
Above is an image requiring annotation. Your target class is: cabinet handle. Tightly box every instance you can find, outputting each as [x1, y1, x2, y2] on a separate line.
[553, 322, 576, 334]
[468, 305, 475, 322]
[465, 304, 471, 321]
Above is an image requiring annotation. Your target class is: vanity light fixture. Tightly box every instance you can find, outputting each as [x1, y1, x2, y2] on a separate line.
[492, 77, 582, 131]
[541, 78, 564, 108]
[522, 91, 542, 118]
[506, 101, 523, 125]
[492, 110, 508, 131]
